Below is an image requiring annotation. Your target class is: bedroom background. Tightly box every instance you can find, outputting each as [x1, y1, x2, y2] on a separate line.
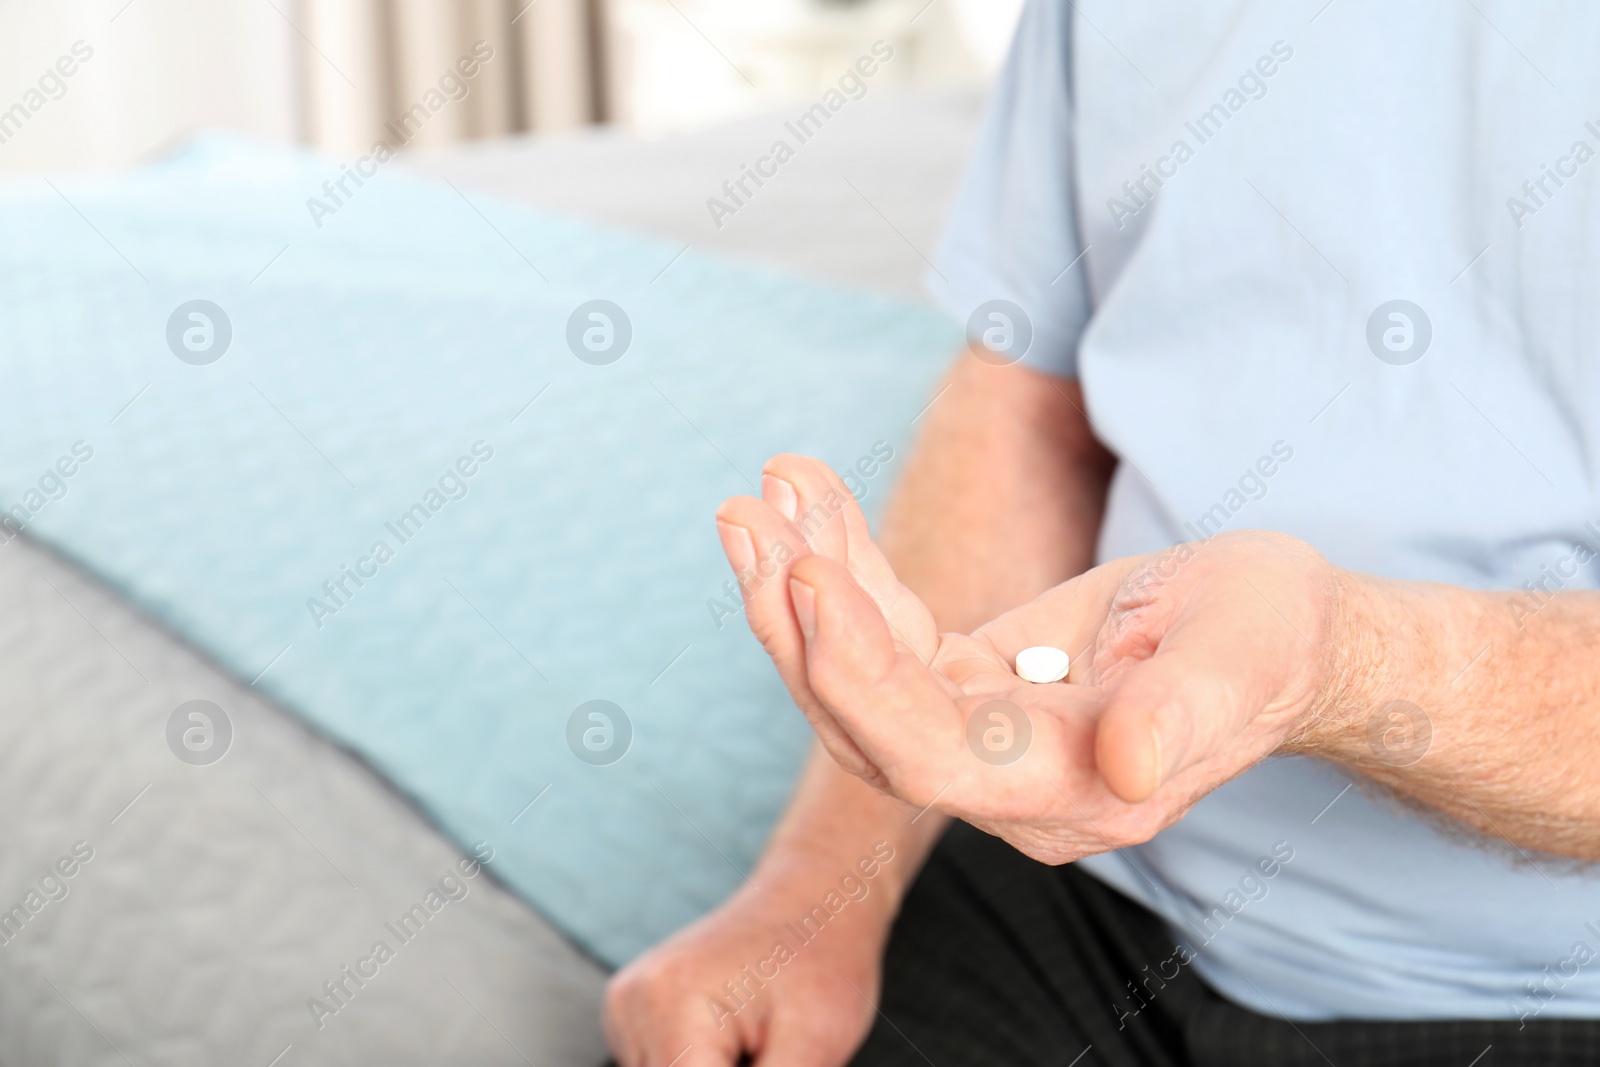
[0, 0, 1022, 172]
[0, 2, 1021, 1063]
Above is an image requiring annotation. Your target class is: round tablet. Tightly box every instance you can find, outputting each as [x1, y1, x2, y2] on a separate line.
[1014, 646, 1071, 684]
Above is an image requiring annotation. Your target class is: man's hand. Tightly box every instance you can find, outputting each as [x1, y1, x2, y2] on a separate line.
[604, 849, 894, 1067]
[717, 454, 1348, 865]
[605, 359, 1113, 1067]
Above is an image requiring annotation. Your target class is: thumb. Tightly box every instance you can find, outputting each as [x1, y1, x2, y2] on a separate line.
[1094, 615, 1285, 803]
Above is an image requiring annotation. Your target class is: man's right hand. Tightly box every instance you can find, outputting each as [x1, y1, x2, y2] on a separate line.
[603, 849, 896, 1067]
[605, 355, 1114, 1067]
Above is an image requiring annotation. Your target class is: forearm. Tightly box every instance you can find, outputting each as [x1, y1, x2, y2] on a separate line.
[881, 350, 1114, 632]
[755, 350, 1115, 900]
[1301, 571, 1600, 860]
[749, 744, 941, 921]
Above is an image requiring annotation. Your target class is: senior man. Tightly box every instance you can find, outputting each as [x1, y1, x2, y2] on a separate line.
[607, 2, 1600, 1064]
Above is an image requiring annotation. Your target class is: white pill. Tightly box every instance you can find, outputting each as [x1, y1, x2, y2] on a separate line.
[1014, 646, 1071, 684]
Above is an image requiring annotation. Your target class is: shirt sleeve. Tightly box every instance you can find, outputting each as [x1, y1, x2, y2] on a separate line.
[926, 0, 1089, 378]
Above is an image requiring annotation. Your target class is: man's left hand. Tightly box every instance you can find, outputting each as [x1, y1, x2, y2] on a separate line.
[718, 454, 1355, 865]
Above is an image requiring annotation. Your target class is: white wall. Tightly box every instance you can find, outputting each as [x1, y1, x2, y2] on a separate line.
[0, 0, 1021, 174]
[0, 0, 299, 173]
[0, 0, 601, 173]
[606, 0, 1022, 133]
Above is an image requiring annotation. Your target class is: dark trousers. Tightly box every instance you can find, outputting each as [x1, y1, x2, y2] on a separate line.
[852, 822, 1600, 1066]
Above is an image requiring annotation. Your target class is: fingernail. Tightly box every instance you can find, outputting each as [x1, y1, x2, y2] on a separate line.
[763, 475, 799, 521]
[790, 578, 818, 641]
[1151, 704, 1191, 789]
[717, 521, 757, 576]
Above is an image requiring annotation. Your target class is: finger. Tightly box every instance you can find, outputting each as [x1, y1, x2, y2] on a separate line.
[762, 454, 937, 664]
[789, 554, 962, 805]
[1094, 588, 1292, 803]
[754, 1008, 862, 1067]
[640, 1030, 741, 1067]
[716, 497, 877, 778]
[972, 558, 1143, 685]
[601, 992, 639, 1067]
[604, 986, 741, 1067]
[623, 991, 748, 1067]
[929, 631, 1020, 695]
[760, 454, 849, 561]
[657, 1042, 740, 1067]
[795, 557, 1113, 828]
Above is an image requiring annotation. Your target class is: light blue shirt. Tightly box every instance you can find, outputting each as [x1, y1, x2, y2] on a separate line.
[929, 0, 1600, 1022]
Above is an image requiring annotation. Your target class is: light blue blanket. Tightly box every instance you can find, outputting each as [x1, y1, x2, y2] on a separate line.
[0, 135, 958, 966]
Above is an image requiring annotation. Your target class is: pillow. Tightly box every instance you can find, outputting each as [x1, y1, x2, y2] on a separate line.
[0, 135, 959, 965]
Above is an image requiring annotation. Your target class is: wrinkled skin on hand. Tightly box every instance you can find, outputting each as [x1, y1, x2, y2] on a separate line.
[716, 454, 1348, 865]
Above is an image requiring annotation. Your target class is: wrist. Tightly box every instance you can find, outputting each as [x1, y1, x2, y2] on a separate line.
[737, 837, 914, 943]
[1286, 566, 1388, 759]
[759, 816, 936, 914]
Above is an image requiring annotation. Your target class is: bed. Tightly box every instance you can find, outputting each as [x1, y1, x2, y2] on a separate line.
[0, 85, 981, 1065]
